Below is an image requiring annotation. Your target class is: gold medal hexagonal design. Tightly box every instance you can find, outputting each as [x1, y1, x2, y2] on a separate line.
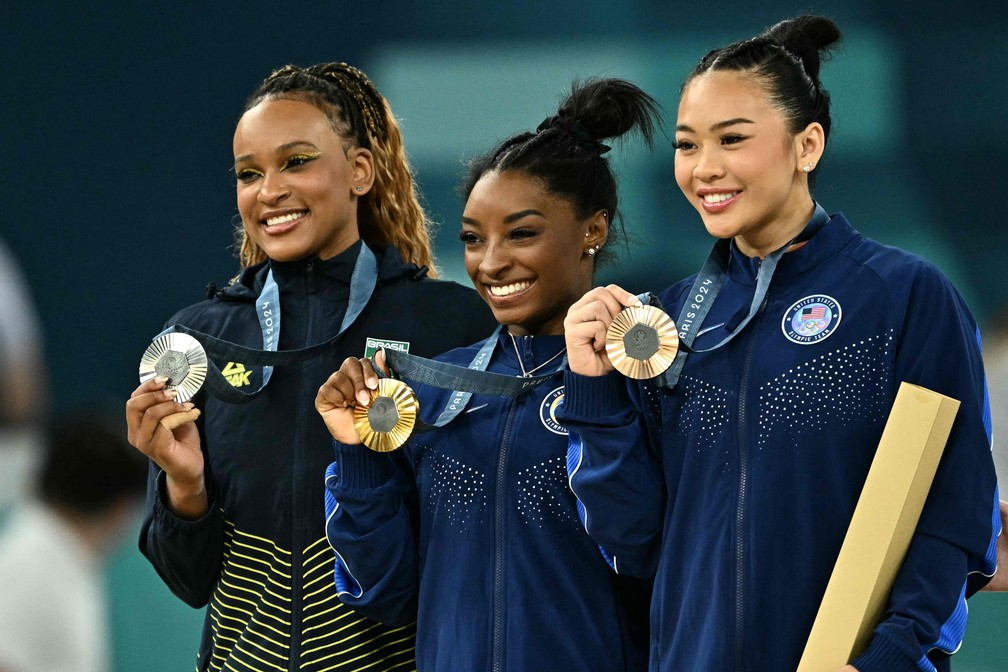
[605, 304, 680, 379]
[354, 378, 419, 452]
[139, 332, 208, 402]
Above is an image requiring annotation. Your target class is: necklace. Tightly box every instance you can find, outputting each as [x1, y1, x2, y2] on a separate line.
[509, 333, 567, 378]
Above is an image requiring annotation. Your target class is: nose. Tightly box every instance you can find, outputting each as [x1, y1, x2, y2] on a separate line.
[477, 240, 510, 278]
[257, 169, 290, 204]
[692, 146, 725, 183]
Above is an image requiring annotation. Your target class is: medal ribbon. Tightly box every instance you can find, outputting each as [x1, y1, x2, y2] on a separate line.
[162, 242, 379, 404]
[657, 204, 831, 389]
[379, 328, 567, 434]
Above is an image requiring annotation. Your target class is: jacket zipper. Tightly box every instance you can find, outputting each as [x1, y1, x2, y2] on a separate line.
[492, 400, 520, 672]
[734, 293, 767, 670]
[290, 262, 319, 670]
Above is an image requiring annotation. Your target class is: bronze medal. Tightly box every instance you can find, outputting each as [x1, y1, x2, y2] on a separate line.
[354, 378, 419, 452]
[605, 304, 680, 379]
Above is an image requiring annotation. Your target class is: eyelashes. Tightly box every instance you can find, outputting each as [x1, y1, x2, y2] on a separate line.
[234, 152, 322, 183]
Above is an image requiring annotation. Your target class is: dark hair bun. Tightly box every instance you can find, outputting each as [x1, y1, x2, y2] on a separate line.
[763, 15, 841, 81]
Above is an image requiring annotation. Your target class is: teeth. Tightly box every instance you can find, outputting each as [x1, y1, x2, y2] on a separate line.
[703, 192, 739, 204]
[265, 212, 305, 227]
[488, 282, 531, 297]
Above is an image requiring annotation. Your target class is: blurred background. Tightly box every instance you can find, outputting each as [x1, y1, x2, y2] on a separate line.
[1, 1, 1006, 669]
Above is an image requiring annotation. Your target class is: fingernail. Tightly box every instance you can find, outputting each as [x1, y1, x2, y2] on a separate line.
[183, 402, 195, 409]
[154, 376, 168, 384]
[630, 295, 643, 306]
[366, 377, 378, 390]
[164, 389, 178, 398]
[357, 390, 370, 406]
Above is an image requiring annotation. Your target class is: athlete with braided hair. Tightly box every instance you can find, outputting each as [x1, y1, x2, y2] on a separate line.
[126, 62, 493, 671]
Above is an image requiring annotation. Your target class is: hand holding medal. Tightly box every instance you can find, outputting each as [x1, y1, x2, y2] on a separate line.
[316, 350, 418, 453]
[565, 285, 679, 380]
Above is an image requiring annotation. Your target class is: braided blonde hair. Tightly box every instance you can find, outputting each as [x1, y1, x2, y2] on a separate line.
[236, 63, 438, 276]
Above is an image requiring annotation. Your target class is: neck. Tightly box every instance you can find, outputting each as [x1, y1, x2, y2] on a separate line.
[735, 198, 816, 259]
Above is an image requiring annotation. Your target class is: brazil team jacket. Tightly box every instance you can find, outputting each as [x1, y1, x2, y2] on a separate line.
[557, 213, 1000, 672]
[138, 241, 494, 672]
[324, 331, 650, 671]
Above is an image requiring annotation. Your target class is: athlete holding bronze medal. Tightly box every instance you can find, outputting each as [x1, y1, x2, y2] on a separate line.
[124, 63, 493, 671]
[316, 78, 659, 671]
[559, 16, 1000, 672]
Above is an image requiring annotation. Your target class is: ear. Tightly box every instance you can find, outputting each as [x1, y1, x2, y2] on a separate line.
[794, 122, 826, 174]
[348, 147, 375, 196]
[585, 209, 610, 252]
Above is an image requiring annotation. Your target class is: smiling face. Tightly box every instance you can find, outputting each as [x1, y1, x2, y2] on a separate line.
[674, 70, 820, 258]
[461, 171, 606, 336]
[233, 97, 373, 263]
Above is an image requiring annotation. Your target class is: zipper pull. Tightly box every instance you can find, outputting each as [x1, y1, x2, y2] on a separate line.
[306, 260, 316, 293]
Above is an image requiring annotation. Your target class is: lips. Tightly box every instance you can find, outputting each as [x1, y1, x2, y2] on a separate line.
[486, 281, 532, 298]
[263, 209, 308, 228]
[699, 190, 741, 213]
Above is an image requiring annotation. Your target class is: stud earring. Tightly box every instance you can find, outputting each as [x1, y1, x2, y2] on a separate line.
[802, 163, 814, 173]
[587, 248, 596, 256]
[355, 186, 364, 192]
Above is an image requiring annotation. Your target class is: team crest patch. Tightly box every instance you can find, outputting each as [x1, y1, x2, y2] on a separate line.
[782, 295, 841, 344]
[364, 337, 411, 359]
[540, 386, 568, 435]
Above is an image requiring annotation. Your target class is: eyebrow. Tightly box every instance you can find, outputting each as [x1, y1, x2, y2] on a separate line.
[233, 141, 320, 166]
[676, 118, 755, 133]
[462, 209, 545, 227]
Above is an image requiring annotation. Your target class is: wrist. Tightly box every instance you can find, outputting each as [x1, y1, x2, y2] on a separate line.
[164, 472, 209, 520]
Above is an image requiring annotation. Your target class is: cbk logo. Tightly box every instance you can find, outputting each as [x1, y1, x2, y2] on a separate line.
[222, 362, 252, 387]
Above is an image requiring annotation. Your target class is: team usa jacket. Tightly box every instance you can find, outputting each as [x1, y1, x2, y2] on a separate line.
[324, 331, 651, 671]
[138, 242, 494, 672]
[557, 212, 1000, 672]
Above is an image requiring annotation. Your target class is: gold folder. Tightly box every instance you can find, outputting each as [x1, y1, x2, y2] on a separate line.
[797, 382, 960, 671]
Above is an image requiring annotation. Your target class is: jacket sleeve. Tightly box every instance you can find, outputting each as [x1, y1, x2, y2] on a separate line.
[137, 462, 226, 608]
[853, 265, 1000, 672]
[324, 441, 420, 627]
[557, 370, 666, 579]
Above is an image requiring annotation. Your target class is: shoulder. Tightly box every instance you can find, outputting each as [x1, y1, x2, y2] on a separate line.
[842, 223, 964, 304]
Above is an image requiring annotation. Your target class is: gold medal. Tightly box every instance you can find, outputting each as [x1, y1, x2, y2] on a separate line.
[138, 332, 208, 402]
[605, 304, 680, 379]
[353, 378, 419, 452]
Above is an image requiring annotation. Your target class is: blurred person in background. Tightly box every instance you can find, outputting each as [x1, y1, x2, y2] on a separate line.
[0, 412, 147, 672]
[0, 237, 48, 513]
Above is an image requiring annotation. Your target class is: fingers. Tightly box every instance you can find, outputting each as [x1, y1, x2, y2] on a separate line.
[374, 349, 391, 377]
[605, 284, 644, 309]
[316, 357, 380, 412]
[126, 378, 195, 448]
[128, 397, 199, 458]
[160, 408, 202, 432]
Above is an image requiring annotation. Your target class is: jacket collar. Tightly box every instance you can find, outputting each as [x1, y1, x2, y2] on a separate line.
[220, 241, 421, 301]
[726, 210, 858, 285]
